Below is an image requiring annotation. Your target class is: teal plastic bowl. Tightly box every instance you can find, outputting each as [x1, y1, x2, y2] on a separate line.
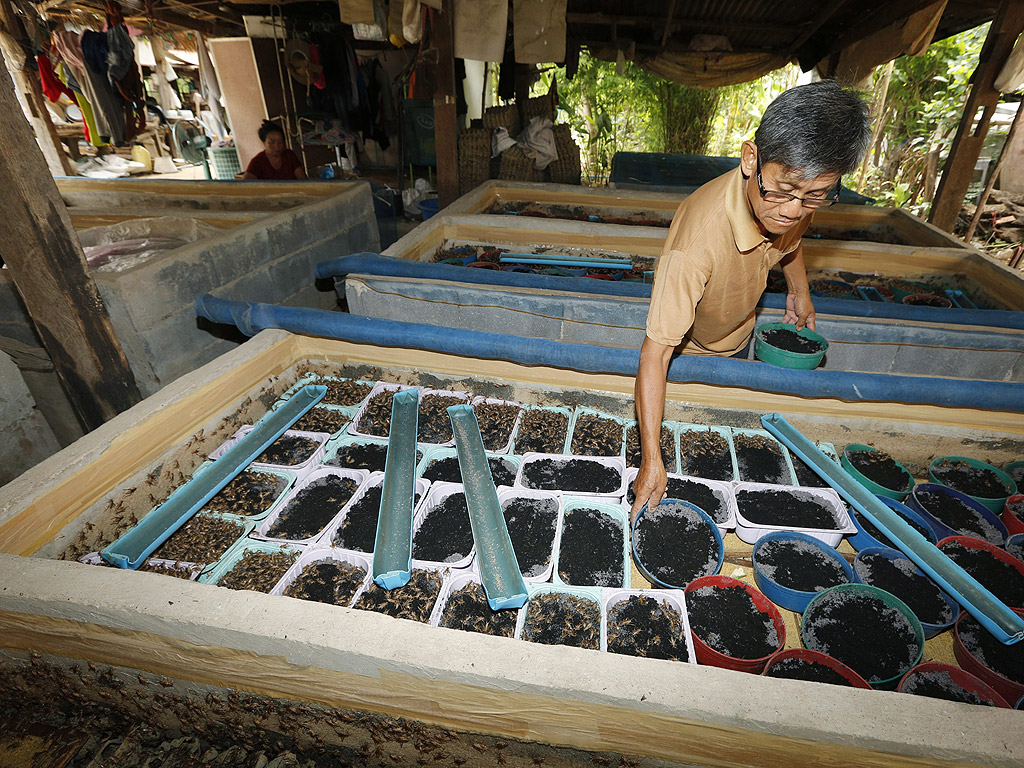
[928, 456, 1018, 515]
[754, 322, 829, 369]
[841, 444, 914, 500]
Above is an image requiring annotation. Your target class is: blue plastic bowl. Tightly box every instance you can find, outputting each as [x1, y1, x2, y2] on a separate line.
[907, 483, 1008, 546]
[418, 197, 439, 219]
[751, 530, 854, 613]
[847, 495, 939, 552]
[631, 498, 724, 589]
[852, 546, 959, 639]
[1007, 533, 1024, 563]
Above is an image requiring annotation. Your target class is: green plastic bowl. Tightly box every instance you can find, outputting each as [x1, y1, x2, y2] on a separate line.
[841, 444, 914, 500]
[754, 322, 829, 370]
[928, 456, 1018, 514]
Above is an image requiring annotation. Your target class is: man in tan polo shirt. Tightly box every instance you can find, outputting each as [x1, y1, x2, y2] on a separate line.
[631, 81, 871, 519]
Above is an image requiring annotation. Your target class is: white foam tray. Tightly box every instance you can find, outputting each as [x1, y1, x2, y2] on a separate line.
[732, 481, 856, 547]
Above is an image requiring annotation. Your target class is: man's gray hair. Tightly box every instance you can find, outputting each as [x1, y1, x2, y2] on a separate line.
[754, 80, 871, 179]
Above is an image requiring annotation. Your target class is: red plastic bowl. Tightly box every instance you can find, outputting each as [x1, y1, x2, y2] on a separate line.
[897, 661, 1011, 707]
[762, 648, 872, 689]
[953, 608, 1024, 705]
[937, 535, 1024, 608]
[684, 575, 786, 674]
[1003, 494, 1024, 537]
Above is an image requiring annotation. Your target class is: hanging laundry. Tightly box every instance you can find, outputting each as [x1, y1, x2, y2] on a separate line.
[79, 30, 126, 144]
[402, 0, 424, 44]
[37, 53, 73, 102]
[196, 34, 228, 138]
[454, 0, 507, 62]
[513, 0, 566, 64]
[339, 0, 377, 24]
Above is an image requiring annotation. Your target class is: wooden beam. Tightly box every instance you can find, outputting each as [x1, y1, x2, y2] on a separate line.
[964, 98, 1024, 241]
[433, 0, 458, 208]
[930, 0, 1024, 231]
[0, 52, 141, 430]
[783, 0, 851, 59]
[565, 12, 797, 35]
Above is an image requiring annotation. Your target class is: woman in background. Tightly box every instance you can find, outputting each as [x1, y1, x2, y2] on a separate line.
[242, 120, 306, 180]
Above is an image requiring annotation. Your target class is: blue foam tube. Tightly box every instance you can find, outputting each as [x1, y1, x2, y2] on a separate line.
[194, 294, 1024, 412]
[372, 389, 419, 589]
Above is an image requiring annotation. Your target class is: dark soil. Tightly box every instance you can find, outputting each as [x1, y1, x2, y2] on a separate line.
[889, 279, 934, 296]
[931, 459, 1011, 499]
[848, 449, 911, 492]
[219, 549, 297, 592]
[422, 455, 517, 487]
[755, 538, 849, 593]
[734, 433, 791, 485]
[958, 613, 1024, 685]
[412, 493, 474, 563]
[266, 476, 359, 540]
[473, 402, 522, 451]
[624, 424, 675, 469]
[915, 489, 1004, 544]
[901, 669, 993, 706]
[291, 407, 349, 435]
[1008, 496, 1024, 524]
[440, 582, 518, 637]
[418, 393, 466, 443]
[634, 502, 719, 587]
[522, 592, 600, 650]
[686, 584, 780, 660]
[355, 389, 399, 437]
[1009, 464, 1024, 486]
[254, 434, 321, 466]
[854, 508, 934, 546]
[809, 278, 855, 298]
[332, 484, 423, 552]
[557, 507, 624, 587]
[904, 294, 950, 307]
[502, 496, 559, 578]
[353, 568, 443, 623]
[570, 413, 624, 456]
[152, 514, 244, 563]
[678, 429, 733, 481]
[765, 657, 856, 686]
[515, 409, 569, 454]
[791, 453, 831, 488]
[627, 477, 729, 525]
[320, 378, 373, 407]
[325, 443, 423, 473]
[606, 595, 689, 661]
[939, 541, 1024, 608]
[1008, 536, 1024, 562]
[803, 590, 919, 684]
[736, 488, 841, 530]
[854, 552, 954, 625]
[521, 457, 621, 494]
[283, 559, 366, 606]
[760, 327, 822, 354]
[200, 470, 288, 518]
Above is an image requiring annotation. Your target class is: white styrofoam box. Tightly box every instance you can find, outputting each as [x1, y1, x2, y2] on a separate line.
[209, 425, 330, 476]
[732, 481, 856, 547]
[349, 562, 452, 623]
[319, 471, 431, 553]
[347, 382, 416, 440]
[515, 452, 627, 498]
[567, 406, 629, 458]
[416, 445, 521, 489]
[552, 496, 630, 590]
[470, 395, 524, 454]
[79, 552, 204, 581]
[253, 467, 369, 546]
[729, 427, 798, 486]
[509, 404, 573, 455]
[321, 435, 426, 474]
[622, 467, 737, 532]
[269, 545, 372, 606]
[411, 482, 475, 569]
[600, 587, 697, 664]
[674, 422, 738, 482]
[493, 487, 563, 583]
[622, 418, 681, 475]
[515, 582, 604, 646]
[429, 570, 524, 636]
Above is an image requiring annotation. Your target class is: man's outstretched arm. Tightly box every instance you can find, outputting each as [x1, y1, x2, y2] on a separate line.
[631, 336, 676, 522]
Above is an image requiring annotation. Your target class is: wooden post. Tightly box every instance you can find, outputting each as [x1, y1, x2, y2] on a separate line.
[929, 0, 1024, 231]
[433, 0, 458, 208]
[963, 100, 1024, 242]
[0, 55, 141, 430]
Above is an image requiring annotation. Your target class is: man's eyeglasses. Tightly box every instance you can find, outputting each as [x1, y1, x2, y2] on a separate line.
[756, 156, 841, 209]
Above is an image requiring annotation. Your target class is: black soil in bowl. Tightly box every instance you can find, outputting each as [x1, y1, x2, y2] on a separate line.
[502, 496, 559, 578]
[557, 507, 623, 587]
[418, 393, 466, 443]
[1008, 497, 1024, 525]
[522, 457, 621, 494]
[734, 433, 790, 485]
[440, 582, 518, 638]
[412, 493, 474, 563]
[1008, 536, 1024, 562]
[331, 484, 424, 552]
[634, 502, 719, 587]
[422, 455, 517, 487]
[254, 434, 321, 466]
[326, 443, 423, 473]
[903, 294, 951, 307]
[153, 514, 245, 564]
[522, 592, 600, 650]
[686, 584, 779, 660]
[515, 409, 569, 454]
[765, 656, 855, 686]
[848, 449, 910, 492]
[678, 429, 733, 481]
[473, 402, 522, 451]
[570, 413, 624, 457]
[624, 424, 675, 469]
[915, 490, 1004, 545]
[756, 538, 849, 593]
[355, 390, 398, 437]
[931, 459, 1010, 499]
[267, 476, 359, 540]
[901, 668, 995, 706]
[201, 470, 288, 518]
[854, 508, 934, 547]
[606, 595, 689, 661]
[220, 550, 297, 592]
[353, 568, 443, 623]
[958, 613, 1024, 686]
[284, 560, 366, 606]
[627, 477, 729, 525]
[292, 407, 348, 435]
[1009, 465, 1024, 486]
[760, 327, 823, 354]
[940, 541, 1024, 608]
[321, 378, 373, 407]
[854, 553, 954, 625]
[736, 488, 840, 530]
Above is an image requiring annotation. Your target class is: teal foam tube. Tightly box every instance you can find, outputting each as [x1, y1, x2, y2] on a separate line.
[372, 389, 419, 589]
[101, 385, 326, 569]
[448, 405, 527, 610]
[762, 413, 1024, 645]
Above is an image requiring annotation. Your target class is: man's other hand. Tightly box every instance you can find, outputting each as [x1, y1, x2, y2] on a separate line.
[783, 291, 816, 331]
[630, 459, 667, 524]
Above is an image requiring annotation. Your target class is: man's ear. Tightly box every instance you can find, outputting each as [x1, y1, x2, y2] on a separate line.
[739, 141, 757, 177]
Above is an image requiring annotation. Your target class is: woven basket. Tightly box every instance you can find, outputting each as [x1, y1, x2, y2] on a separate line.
[522, 89, 556, 125]
[548, 124, 581, 185]
[498, 144, 542, 182]
[483, 104, 521, 136]
[459, 128, 492, 195]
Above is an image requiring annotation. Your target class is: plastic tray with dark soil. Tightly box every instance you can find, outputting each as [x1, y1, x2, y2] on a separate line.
[200, 470, 289, 518]
[417, 393, 467, 443]
[958, 613, 1024, 687]
[736, 487, 841, 530]
[633, 502, 719, 587]
[152, 513, 245, 564]
[412, 492, 474, 564]
[915, 489, 1004, 544]
[904, 294, 950, 307]
[854, 552, 954, 626]
[939, 541, 1024, 608]
[326, 443, 423, 473]
[439, 582, 518, 637]
[760, 327, 823, 354]
[501, 496, 559, 578]
[686, 583, 780, 660]
[901, 668, 994, 706]
[354, 389, 399, 437]
[515, 409, 569, 454]
[521, 592, 600, 650]
[283, 560, 366, 606]
[254, 434, 322, 467]
[556, 507, 624, 587]
[521, 457, 621, 494]
[291, 406, 349, 436]
[570, 413, 624, 457]
[791, 453, 831, 488]
[473, 401, 522, 451]
[678, 428, 733, 481]
[422, 455, 517, 487]
[931, 459, 1011, 499]
[854, 508, 934, 547]
[320, 378, 373, 407]
[803, 590, 920, 684]
[352, 568, 443, 623]
[624, 424, 675, 469]
[848, 449, 910, 492]
[219, 550, 298, 592]
[733, 433, 791, 485]
[332, 484, 425, 552]
[606, 595, 689, 661]
[266, 476, 359, 541]
[756, 538, 849, 593]
[627, 477, 730, 526]
[765, 657, 858, 686]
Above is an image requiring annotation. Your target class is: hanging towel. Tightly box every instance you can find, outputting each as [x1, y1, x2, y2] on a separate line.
[338, 0, 376, 24]
[516, 116, 557, 169]
[402, 0, 424, 44]
[454, 0, 507, 62]
[513, 0, 566, 64]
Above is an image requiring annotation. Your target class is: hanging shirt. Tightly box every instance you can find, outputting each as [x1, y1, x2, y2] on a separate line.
[245, 149, 304, 180]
